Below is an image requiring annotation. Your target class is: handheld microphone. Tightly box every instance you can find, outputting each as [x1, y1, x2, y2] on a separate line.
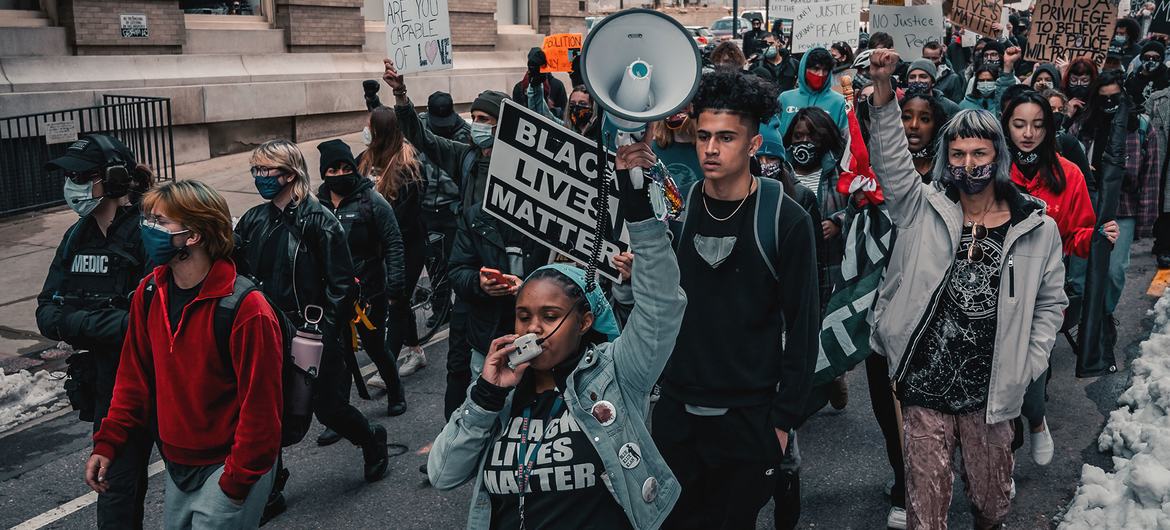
[507, 297, 585, 369]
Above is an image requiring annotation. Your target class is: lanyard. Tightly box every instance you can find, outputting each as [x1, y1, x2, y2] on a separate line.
[515, 395, 564, 529]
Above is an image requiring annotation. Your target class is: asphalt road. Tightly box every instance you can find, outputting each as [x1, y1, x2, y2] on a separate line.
[0, 242, 1160, 529]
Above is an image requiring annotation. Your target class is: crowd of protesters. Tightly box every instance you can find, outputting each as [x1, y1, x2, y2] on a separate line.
[36, 3, 1170, 529]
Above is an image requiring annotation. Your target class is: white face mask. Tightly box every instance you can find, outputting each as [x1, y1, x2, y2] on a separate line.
[361, 126, 372, 146]
[64, 179, 100, 217]
[470, 122, 495, 148]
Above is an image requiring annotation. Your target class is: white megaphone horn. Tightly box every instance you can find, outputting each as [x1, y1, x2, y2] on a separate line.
[581, 8, 702, 187]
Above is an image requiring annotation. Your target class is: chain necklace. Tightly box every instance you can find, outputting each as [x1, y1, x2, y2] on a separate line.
[703, 178, 755, 222]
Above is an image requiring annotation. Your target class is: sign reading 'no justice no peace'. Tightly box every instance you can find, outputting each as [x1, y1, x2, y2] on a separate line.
[385, 0, 453, 75]
[775, 0, 861, 53]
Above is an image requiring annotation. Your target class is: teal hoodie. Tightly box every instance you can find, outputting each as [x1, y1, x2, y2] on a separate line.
[771, 47, 849, 137]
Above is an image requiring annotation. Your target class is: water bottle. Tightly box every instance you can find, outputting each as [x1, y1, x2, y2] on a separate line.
[286, 305, 324, 418]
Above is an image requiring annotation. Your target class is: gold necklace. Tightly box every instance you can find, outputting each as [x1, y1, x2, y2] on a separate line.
[703, 178, 755, 222]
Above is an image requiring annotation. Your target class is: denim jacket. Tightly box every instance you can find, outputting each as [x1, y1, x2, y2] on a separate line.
[426, 219, 687, 529]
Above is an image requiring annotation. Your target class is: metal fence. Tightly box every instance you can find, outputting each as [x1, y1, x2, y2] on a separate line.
[0, 95, 176, 217]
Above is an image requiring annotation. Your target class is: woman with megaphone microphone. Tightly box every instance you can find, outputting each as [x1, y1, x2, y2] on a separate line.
[425, 142, 687, 530]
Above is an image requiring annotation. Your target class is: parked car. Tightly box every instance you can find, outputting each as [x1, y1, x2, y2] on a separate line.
[709, 17, 751, 41]
[685, 26, 715, 46]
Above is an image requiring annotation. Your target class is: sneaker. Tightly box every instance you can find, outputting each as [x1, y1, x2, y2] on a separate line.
[387, 398, 407, 417]
[362, 424, 389, 483]
[366, 374, 386, 389]
[829, 374, 849, 410]
[1031, 419, 1054, 466]
[398, 347, 428, 377]
[316, 427, 342, 447]
[886, 506, 907, 529]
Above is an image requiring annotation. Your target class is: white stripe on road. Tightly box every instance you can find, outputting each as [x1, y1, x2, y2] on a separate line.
[11, 460, 166, 530]
[9, 329, 449, 530]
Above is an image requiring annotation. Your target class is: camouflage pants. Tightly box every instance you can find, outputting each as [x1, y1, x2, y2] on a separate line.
[902, 406, 1013, 530]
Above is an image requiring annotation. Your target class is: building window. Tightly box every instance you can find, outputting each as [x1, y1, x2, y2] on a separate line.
[180, 1, 261, 16]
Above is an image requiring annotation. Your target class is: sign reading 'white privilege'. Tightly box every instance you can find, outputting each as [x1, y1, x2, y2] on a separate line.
[484, 100, 628, 283]
[385, 0, 453, 75]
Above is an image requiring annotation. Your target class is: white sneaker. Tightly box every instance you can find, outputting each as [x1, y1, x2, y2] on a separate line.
[1009, 478, 1017, 500]
[398, 347, 427, 377]
[1031, 419, 1054, 466]
[886, 506, 907, 529]
[366, 374, 386, 389]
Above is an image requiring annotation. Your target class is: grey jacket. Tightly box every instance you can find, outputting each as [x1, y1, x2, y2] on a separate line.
[427, 219, 687, 529]
[1146, 87, 1170, 213]
[867, 99, 1069, 425]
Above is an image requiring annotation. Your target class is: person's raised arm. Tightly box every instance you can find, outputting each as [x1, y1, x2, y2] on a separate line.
[865, 49, 926, 228]
[383, 58, 470, 169]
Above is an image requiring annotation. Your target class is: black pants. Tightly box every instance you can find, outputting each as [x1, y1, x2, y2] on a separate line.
[1153, 212, 1170, 255]
[865, 354, 905, 509]
[94, 353, 153, 530]
[654, 395, 781, 530]
[443, 300, 472, 419]
[422, 207, 457, 314]
[348, 295, 405, 404]
[388, 233, 426, 354]
[313, 342, 375, 447]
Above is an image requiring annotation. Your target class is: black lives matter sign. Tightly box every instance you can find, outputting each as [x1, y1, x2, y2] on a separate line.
[484, 100, 628, 283]
[1027, 0, 1116, 66]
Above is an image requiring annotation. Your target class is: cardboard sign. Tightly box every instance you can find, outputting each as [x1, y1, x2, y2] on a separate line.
[484, 100, 629, 283]
[868, 5, 946, 57]
[1026, 0, 1117, 67]
[44, 120, 78, 145]
[1152, 0, 1170, 36]
[119, 14, 148, 38]
[541, 33, 583, 73]
[790, 0, 861, 53]
[385, 0, 453, 75]
[949, 0, 1002, 37]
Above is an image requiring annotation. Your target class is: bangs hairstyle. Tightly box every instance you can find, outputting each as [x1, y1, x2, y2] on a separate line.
[250, 139, 313, 203]
[693, 67, 780, 134]
[1001, 90, 1066, 193]
[141, 180, 234, 261]
[930, 109, 1015, 199]
[361, 106, 423, 201]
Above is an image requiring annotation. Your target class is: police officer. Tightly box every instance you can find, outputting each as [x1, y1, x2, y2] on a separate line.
[36, 134, 154, 529]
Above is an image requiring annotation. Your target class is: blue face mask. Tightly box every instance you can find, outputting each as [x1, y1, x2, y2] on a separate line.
[253, 174, 287, 200]
[764, 47, 779, 60]
[140, 222, 190, 265]
[470, 122, 495, 148]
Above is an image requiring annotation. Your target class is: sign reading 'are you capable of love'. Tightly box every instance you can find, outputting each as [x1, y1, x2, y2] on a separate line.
[788, 0, 860, 53]
[384, 0, 453, 75]
[868, 5, 945, 58]
[484, 100, 629, 283]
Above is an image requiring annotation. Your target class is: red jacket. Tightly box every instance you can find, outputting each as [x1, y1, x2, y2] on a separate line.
[1010, 155, 1097, 258]
[93, 259, 283, 500]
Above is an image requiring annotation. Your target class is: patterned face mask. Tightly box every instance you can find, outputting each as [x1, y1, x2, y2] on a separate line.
[946, 162, 996, 195]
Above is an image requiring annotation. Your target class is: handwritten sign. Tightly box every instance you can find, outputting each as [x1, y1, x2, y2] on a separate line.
[1026, 0, 1116, 67]
[541, 33, 583, 73]
[868, 5, 945, 57]
[120, 14, 148, 38]
[44, 120, 79, 145]
[949, 0, 1002, 36]
[484, 100, 628, 283]
[791, 0, 860, 53]
[385, 0, 453, 75]
[1152, 0, 1170, 36]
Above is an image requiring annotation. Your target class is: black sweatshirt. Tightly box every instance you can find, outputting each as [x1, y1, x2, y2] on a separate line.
[661, 187, 820, 432]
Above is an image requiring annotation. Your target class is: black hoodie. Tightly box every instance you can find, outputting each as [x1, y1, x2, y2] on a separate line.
[1126, 41, 1169, 109]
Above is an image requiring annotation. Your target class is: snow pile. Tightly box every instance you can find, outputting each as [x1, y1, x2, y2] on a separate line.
[0, 368, 67, 432]
[1061, 293, 1170, 529]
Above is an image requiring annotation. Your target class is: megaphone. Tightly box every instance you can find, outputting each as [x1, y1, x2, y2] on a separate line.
[581, 8, 702, 186]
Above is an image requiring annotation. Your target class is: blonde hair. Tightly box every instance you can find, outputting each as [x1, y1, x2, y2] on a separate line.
[141, 180, 234, 260]
[360, 106, 422, 201]
[250, 139, 313, 203]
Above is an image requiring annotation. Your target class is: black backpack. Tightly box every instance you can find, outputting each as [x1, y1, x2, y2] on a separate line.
[141, 274, 310, 446]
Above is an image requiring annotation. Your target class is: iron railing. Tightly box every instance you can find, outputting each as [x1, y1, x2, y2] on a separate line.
[0, 95, 176, 217]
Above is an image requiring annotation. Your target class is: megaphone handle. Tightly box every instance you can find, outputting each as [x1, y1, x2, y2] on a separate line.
[615, 132, 646, 189]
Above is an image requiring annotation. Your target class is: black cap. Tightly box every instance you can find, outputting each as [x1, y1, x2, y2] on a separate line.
[317, 139, 358, 178]
[427, 91, 459, 128]
[45, 134, 134, 173]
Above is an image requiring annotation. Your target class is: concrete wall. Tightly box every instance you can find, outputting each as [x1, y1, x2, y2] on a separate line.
[275, 0, 365, 53]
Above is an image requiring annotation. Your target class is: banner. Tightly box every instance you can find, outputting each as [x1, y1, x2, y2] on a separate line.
[790, 0, 861, 53]
[868, 5, 946, 58]
[540, 33, 583, 73]
[385, 0, 453, 75]
[484, 100, 629, 283]
[1152, 0, 1170, 36]
[1026, 0, 1117, 67]
[949, 0, 1003, 36]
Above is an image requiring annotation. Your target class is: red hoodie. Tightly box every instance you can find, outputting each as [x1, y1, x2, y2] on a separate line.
[1010, 154, 1097, 258]
[93, 259, 283, 500]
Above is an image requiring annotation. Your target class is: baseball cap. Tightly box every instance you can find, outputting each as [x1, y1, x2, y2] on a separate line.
[427, 91, 459, 129]
[45, 134, 134, 173]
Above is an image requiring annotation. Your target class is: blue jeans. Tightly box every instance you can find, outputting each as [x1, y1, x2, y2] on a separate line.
[163, 464, 276, 529]
[1106, 217, 1137, 315]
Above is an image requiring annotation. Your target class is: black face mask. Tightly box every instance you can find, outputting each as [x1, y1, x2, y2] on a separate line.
[1052, 112, 1068, 133]
[1067, 85, 1091, 100]
[326, 172, 364, 196]
[1099, 94, 1123, 115]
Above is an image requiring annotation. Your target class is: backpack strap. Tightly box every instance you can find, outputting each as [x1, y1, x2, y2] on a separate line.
[213, 276, 260, 378]
[753, 177, 783, 282]
[669, 180, 705, 251]
[142, 276, 157, 318]
[461, 149, 478, 184]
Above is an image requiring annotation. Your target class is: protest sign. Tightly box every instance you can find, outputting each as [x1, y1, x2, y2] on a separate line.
[484, 99, 629, 283]
[1026, 0, 1116, 67]
[770, 0, 796, 18]
[385, 0, 453, 75]
[540, 33, 583, 73]
[868, 4, 945, 57]
[949, 0, 1003, 36]
[1152, 0, 1170, 36]
[790, 0, 861, 53]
